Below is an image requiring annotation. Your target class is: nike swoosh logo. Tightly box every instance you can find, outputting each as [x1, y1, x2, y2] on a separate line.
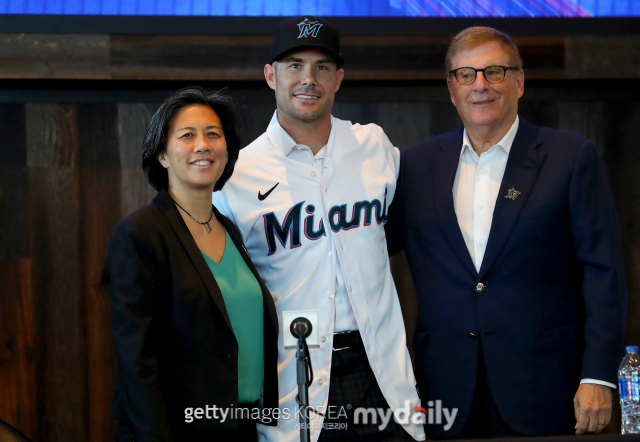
[258, 182, 279, 201]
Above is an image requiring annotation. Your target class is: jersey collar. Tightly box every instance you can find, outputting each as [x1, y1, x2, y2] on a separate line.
[266, 110, 334, 157]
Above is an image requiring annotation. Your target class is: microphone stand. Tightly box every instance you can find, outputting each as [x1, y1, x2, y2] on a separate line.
[291, 318, 313, 442]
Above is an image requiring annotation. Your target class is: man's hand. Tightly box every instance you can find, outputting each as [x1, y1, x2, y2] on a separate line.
[574, 383, 612, 434]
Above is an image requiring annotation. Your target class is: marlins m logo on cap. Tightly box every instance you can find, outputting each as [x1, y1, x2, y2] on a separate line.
[269, 15, 343, 66]
[297, 18, 323, 39]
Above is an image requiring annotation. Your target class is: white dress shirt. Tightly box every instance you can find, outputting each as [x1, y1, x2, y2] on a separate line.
[452, 115, 614, 390]
[453, 117, 518, 272]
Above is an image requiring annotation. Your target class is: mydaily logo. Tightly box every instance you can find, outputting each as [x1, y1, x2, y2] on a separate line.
[354, 400, 458, 431]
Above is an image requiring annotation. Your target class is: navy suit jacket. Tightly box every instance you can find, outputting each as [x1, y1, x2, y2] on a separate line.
[386, 118, 626, 437]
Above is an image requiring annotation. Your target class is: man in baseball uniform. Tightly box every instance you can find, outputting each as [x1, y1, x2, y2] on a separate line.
[212, 16, 423, 442]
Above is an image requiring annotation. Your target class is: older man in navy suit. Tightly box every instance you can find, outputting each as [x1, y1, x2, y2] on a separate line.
[385, 26, 626, 438]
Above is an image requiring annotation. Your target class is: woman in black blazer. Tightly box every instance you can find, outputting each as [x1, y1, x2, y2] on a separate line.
[108, 87, 278, 442]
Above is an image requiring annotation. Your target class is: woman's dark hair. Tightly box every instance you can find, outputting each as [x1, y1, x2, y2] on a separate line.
[142, 86, 242, 192]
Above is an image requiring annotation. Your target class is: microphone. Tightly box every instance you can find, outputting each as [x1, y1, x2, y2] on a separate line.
[290, 317, 313, 442]
[290, 317, 312, 339]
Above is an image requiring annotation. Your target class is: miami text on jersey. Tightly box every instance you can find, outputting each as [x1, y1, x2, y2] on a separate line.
[263, 189, 388, 255]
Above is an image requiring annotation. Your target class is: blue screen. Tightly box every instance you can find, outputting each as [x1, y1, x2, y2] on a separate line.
[1, 0, 638, 17]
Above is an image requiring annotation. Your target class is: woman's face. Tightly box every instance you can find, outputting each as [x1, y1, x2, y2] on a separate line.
[157, 104, 228, 193]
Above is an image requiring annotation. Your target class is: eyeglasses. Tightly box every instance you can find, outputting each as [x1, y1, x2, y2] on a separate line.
[449, 65, 518, 85]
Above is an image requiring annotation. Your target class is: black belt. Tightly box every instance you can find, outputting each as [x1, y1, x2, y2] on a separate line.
[333, 331, 363, 351]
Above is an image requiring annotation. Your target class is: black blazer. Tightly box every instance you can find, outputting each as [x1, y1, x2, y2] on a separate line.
[386, 119, 626, 437]
[109, 189, 279, 442]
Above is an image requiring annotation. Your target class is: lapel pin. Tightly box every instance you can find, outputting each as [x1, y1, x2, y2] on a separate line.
[505, 188, 521, 200]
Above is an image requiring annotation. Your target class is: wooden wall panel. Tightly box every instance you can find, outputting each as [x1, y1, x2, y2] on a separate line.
[0, 33, 638, 81]
[25, 103, 79, 168]
[374, 102, 433, 149]
[118, 169, 158, 219]
[566, 36, 640, 79]
[28, 168, 86, 442]
[116, 103, 159, 217]
[333, 102, 433, 149]
[237, 102, 277, 148]
[0, 103, 28, 260]
[342, 35, 450, 81]
[0, 167, 28, 259]
[78, 103, 120, 168]
[26, 102, 86, 441]
[518, 100, 560, 129]
[0, 103, 26, 166]
[77, 103, 121, 442]
[0, 105, 32, 437]
[332, 103, 375, 129]
[117, 103, 157, 169]
[80, 169, 120, 442]
[430, 101, 463, 137]
[0, 34, 110, 79]
[110, 35, 271, 81]
[0, 259, 36, 440]
[558, 101, 606, 152]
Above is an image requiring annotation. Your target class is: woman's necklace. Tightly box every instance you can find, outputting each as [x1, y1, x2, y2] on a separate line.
[174, 201, 214, 233]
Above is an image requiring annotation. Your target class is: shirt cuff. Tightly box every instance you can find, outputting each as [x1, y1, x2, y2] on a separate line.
[580, 379, 617, 389]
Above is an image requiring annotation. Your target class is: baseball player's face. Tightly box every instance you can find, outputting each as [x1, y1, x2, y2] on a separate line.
[264, 48, 344, 124]
[157, 104, 228, 193]
[447, 41, 524, 135]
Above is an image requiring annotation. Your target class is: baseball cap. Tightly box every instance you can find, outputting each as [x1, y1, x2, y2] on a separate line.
[268, 16, 344, 66]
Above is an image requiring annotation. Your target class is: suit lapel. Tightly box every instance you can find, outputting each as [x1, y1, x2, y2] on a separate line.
[478, 119, 544, 280]
[153, 189, 234, 333]
[432, 130, 478, 277]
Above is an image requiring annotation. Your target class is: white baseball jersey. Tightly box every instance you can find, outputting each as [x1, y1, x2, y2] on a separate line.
[212, 111, 424, 442]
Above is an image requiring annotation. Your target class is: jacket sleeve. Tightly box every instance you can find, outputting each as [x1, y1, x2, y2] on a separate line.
[568, 140, 627, 385]
[109, 217, 174, 442]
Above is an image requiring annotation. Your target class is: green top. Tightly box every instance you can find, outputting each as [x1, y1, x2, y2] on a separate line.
[200, 230, 264, 404]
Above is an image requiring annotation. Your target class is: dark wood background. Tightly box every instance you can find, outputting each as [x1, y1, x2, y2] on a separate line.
[1, 29, 640, 441]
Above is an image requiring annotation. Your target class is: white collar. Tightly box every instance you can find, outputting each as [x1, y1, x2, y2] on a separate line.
[461, 115, 519, 156]
[266, 110, 334, 157]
